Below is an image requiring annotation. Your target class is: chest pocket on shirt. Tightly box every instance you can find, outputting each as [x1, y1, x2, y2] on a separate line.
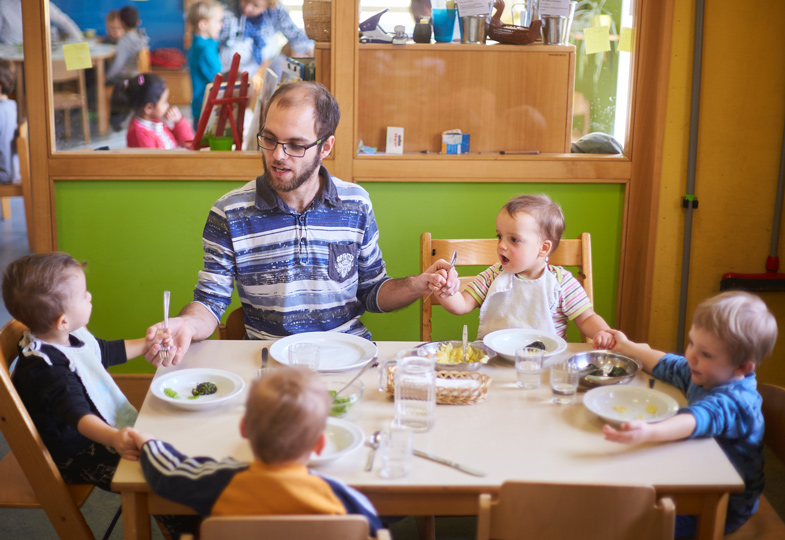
[328, 243, 358, 283]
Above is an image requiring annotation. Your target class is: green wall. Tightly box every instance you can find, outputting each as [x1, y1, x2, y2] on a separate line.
[55, 181, 624, 373]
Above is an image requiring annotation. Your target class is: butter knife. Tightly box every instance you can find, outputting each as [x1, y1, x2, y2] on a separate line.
[413, 450, 487, 477]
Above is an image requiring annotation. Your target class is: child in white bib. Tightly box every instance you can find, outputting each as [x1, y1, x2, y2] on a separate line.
[438, 194, 615, 348]
[2, 252, 159, 490]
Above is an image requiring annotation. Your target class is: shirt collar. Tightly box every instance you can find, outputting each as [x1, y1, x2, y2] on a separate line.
[255, 165, 342, 212]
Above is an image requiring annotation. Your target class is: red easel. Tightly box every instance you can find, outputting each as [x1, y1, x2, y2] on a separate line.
[191, 53, 249, 151]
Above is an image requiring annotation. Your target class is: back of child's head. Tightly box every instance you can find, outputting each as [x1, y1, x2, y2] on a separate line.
[119, 6, 139, 30]
[503, 194, 565, 253]
[0, 59, 15, 96]
[692, 291, 778, 367]
[243, 367, 329, 464]
[117, 73, 167, 116]
[1, 252, 85, 335]
[188, 0, 222, 28]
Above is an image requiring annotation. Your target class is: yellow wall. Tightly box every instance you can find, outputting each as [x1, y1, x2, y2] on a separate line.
[651, 0, 785, 384]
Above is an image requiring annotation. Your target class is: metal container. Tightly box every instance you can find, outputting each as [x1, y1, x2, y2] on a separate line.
[416, 340, 491, 372]
[568, 350, 641, 388]
[541, 1, 576, 45]
[461, 15, 487, 44]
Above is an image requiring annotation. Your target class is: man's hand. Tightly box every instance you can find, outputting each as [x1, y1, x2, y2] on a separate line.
[424, 259, 460, 298]
[112, 427, 142, 461]
[145, 316, 194, 367]
[602, 421, 651, 445]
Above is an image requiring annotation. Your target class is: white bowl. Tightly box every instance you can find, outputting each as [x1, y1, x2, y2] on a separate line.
[308, 418, 365, 466]
[151, 368, 245, 411]
[583, 385, 679, 425]
[482, 328, 568, 361]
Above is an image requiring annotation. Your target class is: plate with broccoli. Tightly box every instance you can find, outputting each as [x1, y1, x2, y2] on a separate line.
[482, 328, 568, 361]
[151, 368, 245, 410]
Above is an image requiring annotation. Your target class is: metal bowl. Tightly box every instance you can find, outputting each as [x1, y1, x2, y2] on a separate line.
[568, 350, 641, 388]
[416, 341, 492, 372]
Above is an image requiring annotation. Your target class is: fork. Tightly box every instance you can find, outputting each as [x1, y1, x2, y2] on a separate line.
[425, 249, 457, 300]
[159, 291, 170, 364]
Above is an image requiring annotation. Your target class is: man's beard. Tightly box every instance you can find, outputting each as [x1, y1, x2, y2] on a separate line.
[263, 151, 321, 193]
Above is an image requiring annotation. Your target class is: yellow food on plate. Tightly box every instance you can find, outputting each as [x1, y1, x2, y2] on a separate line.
[436, 342, 489, 364]
[613, 405, 627, 414]
[646, 404, 658, 415]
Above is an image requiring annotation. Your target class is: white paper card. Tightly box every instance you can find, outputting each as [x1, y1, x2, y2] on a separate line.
[539, 0, 571, 17]
[386, 126, 404, 154]
[456, 0, 490, 17]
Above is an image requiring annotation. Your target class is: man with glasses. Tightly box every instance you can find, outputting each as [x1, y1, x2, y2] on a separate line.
[146, 82, 458, 366]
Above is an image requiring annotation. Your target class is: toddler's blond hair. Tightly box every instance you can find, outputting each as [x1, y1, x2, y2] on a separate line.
[188, 0, 222, 28]
[502, 194, 565, 254]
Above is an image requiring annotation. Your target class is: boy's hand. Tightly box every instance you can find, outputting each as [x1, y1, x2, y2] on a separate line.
[128, 429, 154, 449]
[592, 330, 616, 349]
[602, 421, 651, 444]
[423, 259, 459, 298]
[112, 427, 142, 461]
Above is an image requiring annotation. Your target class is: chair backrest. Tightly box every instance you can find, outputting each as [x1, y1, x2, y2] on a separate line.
[759, 383, 785, 462]
[0, 319, 94, 538]
[137, 47, 151, 73]
[197, 514, 389, 540]
[217, 306, 246, 340]
[477, 482, 675, 540]
[15, 121, 34, 251]
[420, 232, 593, 342]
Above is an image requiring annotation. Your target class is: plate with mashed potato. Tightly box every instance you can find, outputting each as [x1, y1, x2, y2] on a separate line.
[416, 340, 491, 371]
[583, 386, 679, 426]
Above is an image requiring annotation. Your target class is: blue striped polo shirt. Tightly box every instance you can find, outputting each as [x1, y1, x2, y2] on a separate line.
[193, 167, 391, 339]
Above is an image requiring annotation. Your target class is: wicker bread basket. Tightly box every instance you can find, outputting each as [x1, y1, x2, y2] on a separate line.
[303, 0, 331, 42]
[385, 367, 491, 405]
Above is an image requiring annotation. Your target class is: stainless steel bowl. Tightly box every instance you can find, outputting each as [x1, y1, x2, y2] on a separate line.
[416, 340, 491, 371]
[568, 350, 641, 388]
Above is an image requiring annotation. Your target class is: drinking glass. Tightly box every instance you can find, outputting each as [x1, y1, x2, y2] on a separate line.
[379, 348, 436, 432]
[379, 422, 414, 479]
[289, 343, 319, 371]
[431, 0, 456, 42]
[515, 347, 543, 389]
[550, 360, 580, 404]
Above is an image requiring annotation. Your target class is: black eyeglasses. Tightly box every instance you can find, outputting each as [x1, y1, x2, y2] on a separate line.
[257, 133, 323, 157]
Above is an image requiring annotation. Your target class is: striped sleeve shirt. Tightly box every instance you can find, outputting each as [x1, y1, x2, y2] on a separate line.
[465, 263, 591, 337]
[194, 168, 391, 339]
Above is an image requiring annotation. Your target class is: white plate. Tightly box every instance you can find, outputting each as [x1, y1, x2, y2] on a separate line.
[270, 332, 377, 373]
[309, 418, 365, 466]
[583, 385, 680, 425]
[482, 328, 568, 360]
[151, 368, 245, 411]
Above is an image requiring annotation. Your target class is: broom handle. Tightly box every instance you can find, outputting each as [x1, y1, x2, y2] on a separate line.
[769, 121, 785, 263]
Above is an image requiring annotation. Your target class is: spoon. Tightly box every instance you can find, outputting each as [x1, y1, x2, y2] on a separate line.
[462, 324, 468, 362]
[159, 291, 170, 364]
[425, 249, 458, 300]
[365, 431, 382, 472]
[332, 355, 377, 402]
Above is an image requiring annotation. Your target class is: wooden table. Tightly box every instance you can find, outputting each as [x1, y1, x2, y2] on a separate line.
[0, 40, 116, 135]
[112, 340, 744, 540]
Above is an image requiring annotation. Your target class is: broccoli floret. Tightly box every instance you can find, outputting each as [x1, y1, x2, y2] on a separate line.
[328, 389, 352, 417]
[527, 340, 547, 351]
[191, 382, 218, 397]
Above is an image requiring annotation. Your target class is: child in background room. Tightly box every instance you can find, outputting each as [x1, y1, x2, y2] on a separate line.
[438, 194, 615, 348]
[122, 73, 195, 149]
[1, 253, 156, 490]
[603, 291, 778, 537]
[131, 367, 382, 536]
[0, 59, 18, 184]
[187, 0, 224, 127]
[102, 10, 124, 45]
[105, 6, 149, 85]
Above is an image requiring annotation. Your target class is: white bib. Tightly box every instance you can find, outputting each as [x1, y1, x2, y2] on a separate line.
[20, 327, 138, 429]
[477, 266, 560, 338]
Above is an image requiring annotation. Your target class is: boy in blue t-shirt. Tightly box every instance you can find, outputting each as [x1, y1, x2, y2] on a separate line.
[604, 291, 778, 538]
[187, 0, 224, 126]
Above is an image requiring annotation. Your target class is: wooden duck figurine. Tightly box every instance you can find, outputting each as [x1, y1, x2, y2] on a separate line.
[487, 0, 542, 45]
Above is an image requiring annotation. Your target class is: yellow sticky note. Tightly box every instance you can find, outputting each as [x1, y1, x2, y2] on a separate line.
[584, 25, 611, 55]
[619, 27, 634, 53]
[62, 42, 92, 70]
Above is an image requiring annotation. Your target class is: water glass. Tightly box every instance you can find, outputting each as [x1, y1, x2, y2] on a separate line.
[379, 423, 414, 479]
[379, 349, 436, 432]
[432, 6, 456, 42]
[515, 347, 543, 389]
[550, 361, 580, 404]
[289, 343, 319, 371]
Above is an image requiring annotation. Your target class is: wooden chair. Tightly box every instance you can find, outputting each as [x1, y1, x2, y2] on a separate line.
[0, 121, 34, 251]
[725, 382, 785, 539]
[52, 59, 90, 144]
[420, 232, 593, 342]
[183, 514, 391, 540]
[217, 306, 246, 340]
[477, 481, 675, 540]
[0, 319, 94, 539]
